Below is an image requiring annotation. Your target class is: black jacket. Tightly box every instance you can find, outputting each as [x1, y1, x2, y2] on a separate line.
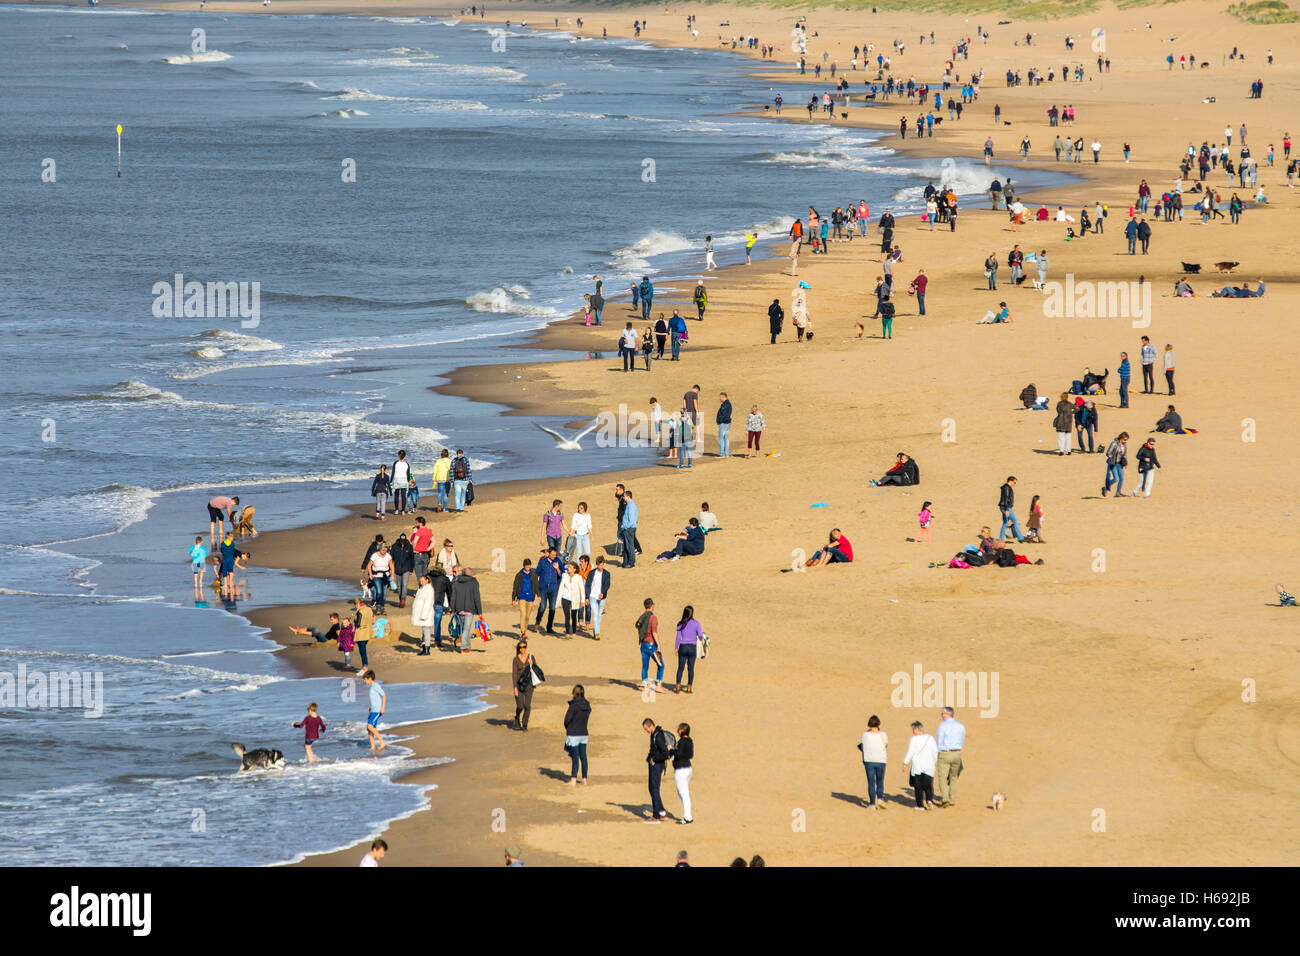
[563, 697, 591, 737]
[999, 483, 1015, 510]
[449, 573, 482, 615]
[389, 535, 415, 576]
[432, 574, 452, 606]
[584, 567, 611, 601]
[361, 539, 382, 570]
[370, 472, 391, 497]
[647, 726, 672, 765]
[511, 567, 539, 602]
[1137, 443, 1161, 472]
[716, 399, 732, 425]
[672, 736, 694, 770]
[768, 302, 784, 331]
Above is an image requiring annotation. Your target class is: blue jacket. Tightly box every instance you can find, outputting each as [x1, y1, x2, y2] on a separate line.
[669, 315, 687, 335]
[640, 279, 654, 300]
[536, 556, 561, 591]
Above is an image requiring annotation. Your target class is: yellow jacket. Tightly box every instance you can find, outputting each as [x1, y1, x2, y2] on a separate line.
[432, 457, 452, 482]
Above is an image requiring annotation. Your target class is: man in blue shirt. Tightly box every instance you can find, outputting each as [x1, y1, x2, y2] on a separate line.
[934, 706, 966, 807]
[668, 311, 687, 361]
[534, 547, 562, 634]
[619, 490, 639, 568]
[1117, 351, 1131, 408]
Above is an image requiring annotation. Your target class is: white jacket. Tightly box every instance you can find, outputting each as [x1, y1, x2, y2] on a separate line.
[411, 583, 435, 628]
[557, 572, 583, 605]
[902, 733, 938, 776]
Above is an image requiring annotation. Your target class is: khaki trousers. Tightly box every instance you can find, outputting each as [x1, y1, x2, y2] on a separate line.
[935, 750, 963, 804]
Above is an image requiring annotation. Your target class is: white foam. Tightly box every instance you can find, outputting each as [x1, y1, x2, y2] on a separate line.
[464, 284, 561, 318]
[197, 328, 283, 352]
[610, 230, 695, 272]
[321, 87, 488, 111]
[162, 50, 233, 65]
[190, 346, 226, 359]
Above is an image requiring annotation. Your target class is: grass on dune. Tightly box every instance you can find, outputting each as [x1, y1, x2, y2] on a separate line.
[1226, 1, 1300, 23]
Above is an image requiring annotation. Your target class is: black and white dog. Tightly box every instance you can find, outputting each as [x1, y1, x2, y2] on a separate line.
[231, 743, 286, 771]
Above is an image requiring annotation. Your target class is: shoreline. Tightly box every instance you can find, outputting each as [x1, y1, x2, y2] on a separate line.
[24, 0, 1300, 866]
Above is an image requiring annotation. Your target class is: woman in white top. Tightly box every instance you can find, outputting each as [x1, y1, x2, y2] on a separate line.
[859, 714, 889, 809]
[436, 540, 458, 580]
[368, 545, 394, 610]
[411, 574, 435, 655]
[901, 721, 939, 810]
[571, 502, 593, 559]
[557, 562, 584, 635]
[925, 197, 937, 230]
[650, 398, 663, 449]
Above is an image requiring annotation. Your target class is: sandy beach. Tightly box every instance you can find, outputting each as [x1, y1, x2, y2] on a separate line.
[79, 0, 1300, 866]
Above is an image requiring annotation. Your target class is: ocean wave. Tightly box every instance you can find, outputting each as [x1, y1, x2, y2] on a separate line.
[320, 87, 488, 111]
[609, 230, 695, 272]
[189, 346, 226, 359]
[162, 51, 233, 65]
[312, 108, 369, 119]
[197, 329, 283, 352]
[282, 79, 319, 89]
[464, 284, 561, 318]
[528, 91, 564, 102]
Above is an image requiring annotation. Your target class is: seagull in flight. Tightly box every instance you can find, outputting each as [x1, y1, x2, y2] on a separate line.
[535, 419, 601, 451]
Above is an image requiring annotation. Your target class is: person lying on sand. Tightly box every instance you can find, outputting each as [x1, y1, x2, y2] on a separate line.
[1211, 279, 1265, 297]
[290, 612, 341, 643]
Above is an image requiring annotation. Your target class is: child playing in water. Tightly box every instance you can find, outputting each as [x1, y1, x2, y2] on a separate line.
[917, 502, 933, 543]
[1277, 584, 1297, 607]
[292, 702, 326, 763]
[189, 535, 208, 599]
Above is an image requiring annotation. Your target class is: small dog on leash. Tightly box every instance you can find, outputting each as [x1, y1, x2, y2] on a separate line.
[991, 791, 1007, 811]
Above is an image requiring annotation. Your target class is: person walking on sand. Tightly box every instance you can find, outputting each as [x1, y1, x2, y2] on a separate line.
[693, 280, 708, 320]
[902, 720, 938, 810]
[1132, 437, 1161, 498]
[768, 298, 784, 344]
[583, 554, 611, 639]
[620, 322, 638, 373]
[292, 702, 326, 763]
[362, 670, 387, 754]
[450, 449, 472, 512]
[1053, 393, 1075, 455]
[563, 685, 590, 784]
[370, 465, 391, 520]
[412, 573, 436, 654]
[510, 558, 538, 638]
[639, 276, 654, 320]
[1076, 399, 1098, 453]
[933, 706, 965, 808]
[673, 605, 702, 693]
[1025, 495, 1045, 543]
[1102, 431, 1129, 497]
[859, 714, 888, 809]
[746, 405, 765, 457]
[999, 476, 1025, 543]
[1163, 343, 1176, 395]
[451, 566, 482, 653]
[637, 597, 665, 692]
[432, 449, 452, 513]
[917, 501, 933, 543]
[672, 723, 694, 824]
[511, 639, 541, 731]
[534, 546, 561, 634]
[704, 235, 716, 271]
[643, 717, 672, 822]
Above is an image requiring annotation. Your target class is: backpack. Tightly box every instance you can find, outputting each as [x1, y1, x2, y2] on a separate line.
[962, 550, 987, 567]
[997, 548, 1017, 567]
[654, 727, 677, 760]
[452, 457, 468, 480]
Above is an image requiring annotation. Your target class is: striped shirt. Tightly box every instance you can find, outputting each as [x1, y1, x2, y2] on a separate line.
[1118, 358, 1131, 379]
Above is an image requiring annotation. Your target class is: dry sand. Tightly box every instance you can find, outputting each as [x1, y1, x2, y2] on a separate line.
[93, 0, 1300, 865]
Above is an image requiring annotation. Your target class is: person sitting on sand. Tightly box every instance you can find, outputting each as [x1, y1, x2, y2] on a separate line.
[656, 518, 706, 562]
[806, 528, 853, 567]
[978, 302, 1011, 323]
[870, 452, 920, 486]
[1174, 279, 1195, 297]
[1155, 405, 1185, 433]
[1211, 279, 1266, 298]
[1276, 583, 1297, 607]
[698, 502, 720, 531]
[1054, 206, 1073, 222]
[290, 612, 341, 644]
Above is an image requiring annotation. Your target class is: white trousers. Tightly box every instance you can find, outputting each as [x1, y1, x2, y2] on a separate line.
[1138, 469, 1156, 496]
[674, 766, 693, 822]
[1056, 431, 1071, 453]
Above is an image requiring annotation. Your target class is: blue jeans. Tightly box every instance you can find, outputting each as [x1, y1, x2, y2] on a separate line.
[917, 292, 926, 315]
[568, 741, 589, 779]
[593, 308, 602, 326]
[574, 533, 590, 558]
[535, 587, 558, 631]
[408, 487, 419, 509]
[858, 218, 868, 236]
[436, 481, 450, 509]
[864, 762, 886, 805]
[1105, 462, 1125, 495]
[1139, 195, 1149, 212]
[717, 422, 730, 458]
[987, 273, 996, 289]
[433, 604, 445, 646]
[1119, 376, 1130, 408]
[999, 509, 1023, 542]
[641, 642, 664, 683]
[371, 574, 388, 608]
[678, 441, 691, 468]
[589, 596, 604, 636]
[619, 527, 637, 567]
[642, 297, 652, 320]
[453, 479, 468, 510]
[670, 332, 681, 360]
[1127, 236, 1136, 253]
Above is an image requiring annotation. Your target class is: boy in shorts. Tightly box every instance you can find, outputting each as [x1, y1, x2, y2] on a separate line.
[189, 536, 208, 600]
[363, 670, 387, 754]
